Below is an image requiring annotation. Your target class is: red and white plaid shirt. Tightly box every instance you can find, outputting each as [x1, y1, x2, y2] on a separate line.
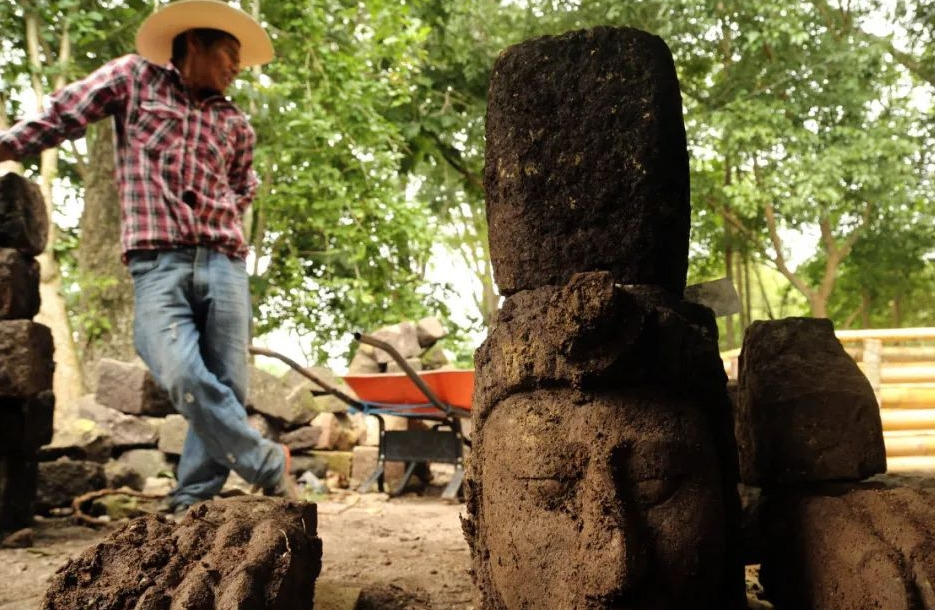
[0, 54, 257, 261]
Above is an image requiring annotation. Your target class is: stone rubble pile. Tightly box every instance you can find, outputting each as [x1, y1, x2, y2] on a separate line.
[0, 174, 54, 532]
[30, 317, 452, 518]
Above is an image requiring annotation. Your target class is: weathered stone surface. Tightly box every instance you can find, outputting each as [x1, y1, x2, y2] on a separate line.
[247, 413, 277, 440]
[43, 497, 322, 610]
[39, 417, 113, 463]
[96, 358, 174, 417]
[0, 527, 34, 548]
[0, 174, 48, 256]
[415, 316, 447, 347]
[485, 27, 690, 296]
[761, 486, 935, 610]
[0, 390, 54, 451]
[36, 457, 106, 514]
[306, 450, 353, 480]
[311, 412, 362, 451]
[419, 344, 449, 371]
[77, 394, 159, 449]
[348, 349, 381, 374]
[290, 454, 329, 478]
[0, 320, 53, 398]
[281, 425, 323, 452]
[0, 248, 40, 319]
[107, 449, 173, 491]
[474, 271, 729, 421]
[385, 357, 423, 374]
[367, 322, 422, 364]
[0, 454, 38, 532]
[248, 366, 316, 428]
[737, 317, 886, 486]
[157, 414, 188, 456]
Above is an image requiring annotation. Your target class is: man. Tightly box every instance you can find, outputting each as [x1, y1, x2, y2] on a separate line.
[0, 0, 296, 515]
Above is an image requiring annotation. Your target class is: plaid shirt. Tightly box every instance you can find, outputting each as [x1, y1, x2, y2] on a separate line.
[0, 54, 257, 261]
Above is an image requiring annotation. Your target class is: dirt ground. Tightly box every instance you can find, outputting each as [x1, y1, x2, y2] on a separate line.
[0, 486, 473, 610]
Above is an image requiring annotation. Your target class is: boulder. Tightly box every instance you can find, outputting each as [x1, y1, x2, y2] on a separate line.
[737, 317, 886, 486]
[415, 316, 447, 347]
[77, 394, 159, 448]
[36, 457, 106, 514]
[96, 358, 174, 417]
[157, 414, 189, 456]
[39, 417, 112, 463]
[367, 322, 422, 364]
[0, 248, 40, 320]
[0, 320, 53, 398]
[108, 449, 173, 491]
[247, 366, 316, 428]
[311, 412, 362, 451]
[0, 174, 48, 256]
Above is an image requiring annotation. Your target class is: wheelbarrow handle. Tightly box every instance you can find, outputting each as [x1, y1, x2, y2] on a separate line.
[354, 332, 452, 416]
[248, 346, 363, 410]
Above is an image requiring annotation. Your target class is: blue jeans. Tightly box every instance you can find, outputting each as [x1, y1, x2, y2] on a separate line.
[128, 247, 283, 508]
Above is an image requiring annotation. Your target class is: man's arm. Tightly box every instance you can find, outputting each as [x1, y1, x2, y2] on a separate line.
[0, 55, 134, 161]
[229, 124, 259, 214]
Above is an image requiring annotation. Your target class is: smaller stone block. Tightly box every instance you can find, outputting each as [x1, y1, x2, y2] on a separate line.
[108, 449, 173, 491]
[416, 316, 447, 347]
[0, 320, 53, 398]
[157, 414, 188, 456]
[0, 390, 54, 451]
[737, 318, 886, 486]
[96, 358, 174, 417]
[247, 366, 316, 427]
[310, 412, 362, 451]
[761, 486, 935, 610]
[281, 425, 323, 452]
[39, 418, 112, 463]
[36, 457, 106, 514]
[0, 248, 40, 320]
[0, 174, 48, 256]
[306, 450, 353, 480]
[77, 395, 159, 449]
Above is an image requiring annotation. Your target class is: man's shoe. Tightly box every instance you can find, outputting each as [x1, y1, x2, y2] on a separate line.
[263, 444, 299, 500]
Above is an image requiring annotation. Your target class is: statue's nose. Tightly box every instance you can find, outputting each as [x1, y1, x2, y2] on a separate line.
[579, 465, 650, 595]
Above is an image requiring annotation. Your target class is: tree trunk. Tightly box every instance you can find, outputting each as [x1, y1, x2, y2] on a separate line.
[724, 243, 736, 349]
[75, 119, 136, 390]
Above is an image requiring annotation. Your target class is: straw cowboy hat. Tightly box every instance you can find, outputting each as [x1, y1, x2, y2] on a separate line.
[136, 0, 274, 67]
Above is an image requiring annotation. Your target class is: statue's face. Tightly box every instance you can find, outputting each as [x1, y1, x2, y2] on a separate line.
[476, 389, 726, 609]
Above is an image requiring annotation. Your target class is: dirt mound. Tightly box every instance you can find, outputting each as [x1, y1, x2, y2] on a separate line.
[42, 496, 322, 610]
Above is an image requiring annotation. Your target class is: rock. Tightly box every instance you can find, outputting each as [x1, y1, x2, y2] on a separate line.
[0, 320, 54, 398]
[306, 450, 353, 480]
[348, 350, 381, 375]
[96, 358, 174, 417]
[42, 497, 323, 610]
[110, 449, 173, 491]
[247, 413, 277, 440]
[247, 366, 315, 428]
[0, 173, 48, 256]
[369, 322, 422, 364]
[91, 494, 149, 521]
[0, 248, 39, 320]
[36, 457, 106, 514]
[281, 425, 323, 452]
[737, 317, 886, 486]
[360, 414, 409, 447]
[484, 27, 691, 296]
[419, 343, 449, 370]
[281, 365, 339, 394]
[761, 486, 935, 610]
[77, 394, 159, 448]
[157, 415, 189, 456]
[290, 454, 329, 478]
[141, 476, 175, 496]
[0, 390, 54, 451]
[415, 316, 447, 347]
[311, 412, 361, 451]
[0, 454, 38, 531]
[0, 527, 34, 548]
[386, 358, 423, 374]
[39, 417, 113, 463]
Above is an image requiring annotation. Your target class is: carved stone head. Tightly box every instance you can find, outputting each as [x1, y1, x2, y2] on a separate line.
[466, 387, 727, 609]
